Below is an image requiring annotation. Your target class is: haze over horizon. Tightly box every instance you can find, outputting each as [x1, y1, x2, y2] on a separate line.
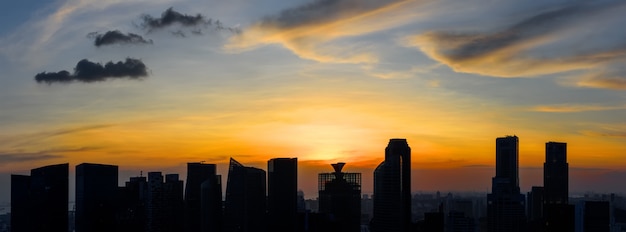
[1, 0, 626, 203]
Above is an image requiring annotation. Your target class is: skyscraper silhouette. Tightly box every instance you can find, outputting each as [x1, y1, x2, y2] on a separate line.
[267, 158, 298, 232]
[75, 163, 119, 232]
[223, 158, 267, 232]
[318, 162, 362, 232]
[118, 176, 148, 232]
[11, 163, 69, 232]
[184, 162, 221, 232]
[371, 138, 412, 232]
[487, 136, 526, 232]
[544, 142, 568, 204]
[543, 141, 573, 231]
[146, 172, 184, 232]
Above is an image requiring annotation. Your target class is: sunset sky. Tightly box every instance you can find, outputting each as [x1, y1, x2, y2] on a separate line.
[1, 0, 626, 203]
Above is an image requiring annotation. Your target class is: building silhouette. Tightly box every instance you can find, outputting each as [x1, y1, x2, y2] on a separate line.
[11, 163, 68, 232]
[544, 142, 568, 204]
[318, 162, 362, 232]
[371, 138, 412, 232]
[267, 158, 298, 232]
[200, 172, 222, 232]
[487, 136, 526, 232]
[75, 163, 119, 232]
[578, 201, 610, 232]
[146, 172, 184, 232]
[118, 176, 148, 232]
[543, 142, 573, 231]
[223, 158, 267, 232]
[527, 186, 544, 230]
[184, 162, 221, 232]
[163, 174, 184, 232]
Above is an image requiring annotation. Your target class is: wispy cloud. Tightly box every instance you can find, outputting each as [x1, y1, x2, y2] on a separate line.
[580, 124, 626, 138]
[87, 30, 153, 47]
[530, 104, 626, 113]
[0, 152, 63, 164]
[576, 70, 626, 90]
[3, 125, 112, 148]
[226, 0, 424, 64]
[405, 1, 626, 83]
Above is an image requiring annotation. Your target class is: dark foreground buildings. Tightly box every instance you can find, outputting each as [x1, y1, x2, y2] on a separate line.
[268, 158, 298, 232]
[318, 162, 362, 232]
[223, 158, 267, 232]
[75, 163, 119, 232]
[184, 162, 222, 232]
[11, 163, 69, 232]
[371, 138, 412, 232]
[543, 142, 574, 231]
[487, 136, 526, 232]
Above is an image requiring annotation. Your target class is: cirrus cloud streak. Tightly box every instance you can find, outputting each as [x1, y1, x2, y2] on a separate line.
[405, 0, 626, 89]
[226, 0, 426, 64]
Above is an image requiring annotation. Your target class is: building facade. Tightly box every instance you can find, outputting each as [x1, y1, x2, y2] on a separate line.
[371, 138, 412, 232]
[267, 158, 298, 232]
[487, 136, 526, 232]
[318, 162, 361, 232]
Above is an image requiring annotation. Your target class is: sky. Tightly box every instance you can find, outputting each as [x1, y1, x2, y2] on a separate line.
[1, 0, 626, 203]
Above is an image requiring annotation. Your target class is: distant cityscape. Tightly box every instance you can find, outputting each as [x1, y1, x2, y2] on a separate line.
[1, 137, 626, 232]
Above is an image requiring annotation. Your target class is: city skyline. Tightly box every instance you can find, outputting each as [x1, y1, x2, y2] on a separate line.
[5, 139, 623, 231]
[2, 0, 626, 203]
[1, 135, 626, 204]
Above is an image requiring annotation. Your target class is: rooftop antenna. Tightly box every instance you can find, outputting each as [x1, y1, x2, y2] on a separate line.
[140, 171, 143, 177]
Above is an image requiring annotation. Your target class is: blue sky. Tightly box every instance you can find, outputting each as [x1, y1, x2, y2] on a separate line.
[1, 0, 626, 203]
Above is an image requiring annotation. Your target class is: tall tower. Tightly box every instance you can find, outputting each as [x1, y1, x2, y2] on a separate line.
[543, 142, 574, 231]
[11, 163, 69, 232]
[544, 142, 568, 204]
[495, 136, 519, 193]
[318, 162, 362, 232]
[371, 138, 412, 232]
[267, 158, 298, 232]
[75, 163, 119, 232]
[223, 158, 267, 232]
[184, 162, 220, 232]
[487, 136, 526, 232]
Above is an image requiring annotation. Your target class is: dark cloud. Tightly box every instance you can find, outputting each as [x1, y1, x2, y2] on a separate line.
[139, 7, 240, 35]
[88, 30, 153, 47]
[35, 58, 148, 84]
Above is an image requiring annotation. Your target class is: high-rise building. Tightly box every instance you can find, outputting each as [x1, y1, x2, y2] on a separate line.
[527, 186, 545, 231]
[371, 138, 412, 232]
[11, 163, 69, 232]
[163, 174, 184, 232]
[200, 173, 222, 232]
[147, 172, 165, 232]
[75, 163, 119, 232]
[223, 158, 267, 232]
[143, 172, 184, 232]
[543, 142, 573, 231]
[267, 158, 298, 232]
[544, 142, 568, 204]
[487, 136, 526, 232]
[118, 176, 148, 232]
[318, 162, 362, 232]
[10, 175, 31, 232]
[184, 162, 220, 232]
